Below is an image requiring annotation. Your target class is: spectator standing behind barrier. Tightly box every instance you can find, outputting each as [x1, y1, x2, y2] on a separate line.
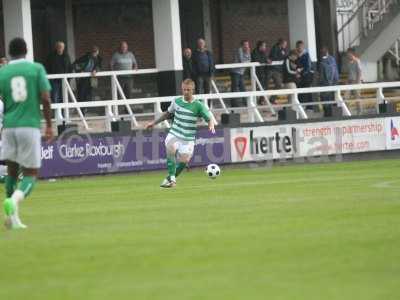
[283, 50, 301, 103]
[230, 40, 251, 107]
[251, 41, 268, 104]
[192, 38, 215, 94]
[346, 48, 363, 114]
[267, 38, 287, 103]
[319, 47, 339, 117]
[251, 41, 268, 87]
[0, 57, 8, 68]
[46, 41, 72, 103]
[182, 48, 195, 80]
[283, 50, 301, 87]
[72, 46, 102, 104]
[296, 40, 314, 109]
[110, 41, 137, 100]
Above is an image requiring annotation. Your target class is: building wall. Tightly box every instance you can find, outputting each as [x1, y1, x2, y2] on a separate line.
[31, 8, 52, 65]
[180, 0, 204, 50]
[0, 2, 63, 65]
[0, 0, 290, 67]
[73, 0, 155, 69]
[211, 0, 289, 63]
[73, 0, 290, 66]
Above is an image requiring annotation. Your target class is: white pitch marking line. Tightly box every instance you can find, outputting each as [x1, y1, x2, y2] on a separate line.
[371, 180, 400, 189]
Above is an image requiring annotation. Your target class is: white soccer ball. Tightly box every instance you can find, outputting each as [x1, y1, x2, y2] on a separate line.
[206, 164, 221, 179]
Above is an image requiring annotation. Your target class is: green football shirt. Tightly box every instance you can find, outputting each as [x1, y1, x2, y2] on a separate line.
[168, 97, 211, 141]
[0, 59, 51, 129]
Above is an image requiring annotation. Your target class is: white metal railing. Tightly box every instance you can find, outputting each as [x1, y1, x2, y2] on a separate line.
[213, 61, 283, 122]
[337, 0, 398, 52]
[47, 62, 286, 130]
[48, 68, 158, 130]
[45, 62, 400, 132]
[388, 38, 400, 65]
[337, 0, 368, 51]
[48, 78, 400, 131]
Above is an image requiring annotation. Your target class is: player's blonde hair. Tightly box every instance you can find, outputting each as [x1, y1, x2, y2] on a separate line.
[182, 79, 195, 89]
[55, 41, 65, 48]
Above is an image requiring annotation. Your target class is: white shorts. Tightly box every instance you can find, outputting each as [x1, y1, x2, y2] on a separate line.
[1, 128, 42, 169]
[165, 133, 195, 157]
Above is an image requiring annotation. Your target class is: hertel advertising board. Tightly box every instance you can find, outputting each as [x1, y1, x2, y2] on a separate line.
[230, 125, 296, 162]
[296, 118, 386, 157]
[230, 118, 386, 163]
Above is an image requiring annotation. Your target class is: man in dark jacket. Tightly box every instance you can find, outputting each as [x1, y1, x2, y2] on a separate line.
[72, 46, 102, 103]
[283, 50, 300, 87]
[182, 48, 195, 80]
[296, 40, 314, 109]
[251, 41, 268, 89]
[252, 41, 269, 105]
[319, 46, 339, 117]
[46, 41, 72, 103]
[283, 50, 301, 104]
[267, 38, 287, 102]
[192, 38, 215, 94]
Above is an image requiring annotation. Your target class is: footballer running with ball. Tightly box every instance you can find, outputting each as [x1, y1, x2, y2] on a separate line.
[146, 79, 215, 188]
[0, 38, 53, 229]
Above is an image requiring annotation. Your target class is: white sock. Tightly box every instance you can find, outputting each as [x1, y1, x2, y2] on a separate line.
[10, 215, 18, 224]
[11, 190, 25, 219]
[12, 190, 25, 204]
[170, 175, 176, 182]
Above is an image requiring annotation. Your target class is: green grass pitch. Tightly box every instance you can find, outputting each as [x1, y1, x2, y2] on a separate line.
[1, 159, 400, 300]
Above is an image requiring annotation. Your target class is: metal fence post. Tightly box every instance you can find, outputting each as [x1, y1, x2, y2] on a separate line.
[62, 78, 70, 123]
[376, 87, 385, 113]
[249, 66, 257, 122]
[111, 76, 119, 117]
[106, 105, 115, 132]
[154, 99, 163, 120]
[335, 89, 352, 116]
[292, 92, 308, 119]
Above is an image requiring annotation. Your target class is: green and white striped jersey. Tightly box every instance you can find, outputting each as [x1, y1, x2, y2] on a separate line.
[168, 97, 211, 141]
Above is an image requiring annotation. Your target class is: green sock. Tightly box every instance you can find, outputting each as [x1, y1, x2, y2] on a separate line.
[175, 162, 187, 177]
[5, 176, 17, 198]
[17, 176, 36, 197]
[167, 156, 176, 178]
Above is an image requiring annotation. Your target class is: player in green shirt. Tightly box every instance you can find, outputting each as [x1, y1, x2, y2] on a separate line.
[0, 38, 53, 229]
[146, 79, 215, 188]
